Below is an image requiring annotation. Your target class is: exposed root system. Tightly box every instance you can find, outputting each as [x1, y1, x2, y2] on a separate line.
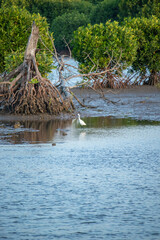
[0, 22, 74, 115]
[2, 78, 73, 115]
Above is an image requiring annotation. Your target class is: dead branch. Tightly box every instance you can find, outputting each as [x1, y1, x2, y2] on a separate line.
[88, 85, 119, 105]
[39, 31, 128, 108]
[69, 89, 96, 108]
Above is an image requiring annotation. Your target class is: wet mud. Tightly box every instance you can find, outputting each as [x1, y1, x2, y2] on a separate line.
[0, 86, 160, 122]
[72, 86, 160, 121]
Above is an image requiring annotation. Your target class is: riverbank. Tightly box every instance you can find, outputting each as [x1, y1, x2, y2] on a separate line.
[0, 86, 160, 122]
[73, 86, 160, 121]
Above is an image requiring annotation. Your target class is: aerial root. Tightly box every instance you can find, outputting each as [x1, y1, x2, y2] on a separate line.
[0, 23, 75, 115]
[3, 76, 74, 115]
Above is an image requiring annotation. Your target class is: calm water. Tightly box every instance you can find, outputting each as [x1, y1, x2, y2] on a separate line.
[0, 117, 160, 240]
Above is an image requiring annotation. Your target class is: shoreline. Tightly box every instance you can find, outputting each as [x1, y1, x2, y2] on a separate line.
[0, 86, 160, 122]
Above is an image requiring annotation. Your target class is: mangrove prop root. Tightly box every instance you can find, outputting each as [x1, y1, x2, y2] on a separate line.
[0, 22, 74, 114]
[4, 78, 73, 114]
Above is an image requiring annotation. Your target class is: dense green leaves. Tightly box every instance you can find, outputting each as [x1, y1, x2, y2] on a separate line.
[90, 0, 120, 24]
[73, 21, 137, 73]
[118, 0, 160, 20]
[0, 6, 54, 75]
[73, 16, 160, 83]
[0, 0, 160, 85]
[125, 16, 160, 74]
[28, 0, 93, 27]
[0, 0, 29, 8]
[51, 11, 90, 52]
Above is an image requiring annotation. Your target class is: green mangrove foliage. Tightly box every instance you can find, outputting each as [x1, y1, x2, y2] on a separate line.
[28, 0, 93, 27]
[0, 6, 54, 75]
[118, 0, 160, 20]
[125, 16, 160, 84]
[0, 0, 159, 85]
[0, 0, 29, 8]
[51, 11, 90, 52]
[72, 21, 137, 73]
[90, 0, 120, 24]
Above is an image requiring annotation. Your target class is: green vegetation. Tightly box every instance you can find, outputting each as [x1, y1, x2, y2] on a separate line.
[29, 78, 39, 84]
[51, 11, 90, 51]
[0, 5, 54, 75]
[0, 0, 160, 85]
[90, 0, 120, 24]
[72, 21, 137, 73]
[125, 16, 160, 84]
[118, 0, 160, 20]
[1, 0, 93, 26]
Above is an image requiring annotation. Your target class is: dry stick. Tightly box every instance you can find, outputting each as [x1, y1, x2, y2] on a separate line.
[41, 32, 122, 81]
[69, 81, 91, 89]
[64, 64, 120, 82]
[39, 34, 58, 61]
[63, 38, 72, 58]
[66, 68, 120, 106]
[69, 90, 96, 108]
[40, 32, 123, 108]
[62, 56, 121, 85]
[40, 32, 120, 85]
[40, 34, 70, 93]
[84, 52, 99, 73]
[88, 85, 119, 105]
[42, 33, 108, 83]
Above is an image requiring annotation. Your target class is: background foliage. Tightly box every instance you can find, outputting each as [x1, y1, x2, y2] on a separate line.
[72, 21, 137, 73]
[0, 0, 160, 84]
[90, 0, 120, 24]
[51, 11, 90, 51]
[118, 0, 160, 20]
[0, 5, 54, 75]
[28, 0, 93, 27]
[124, 16, 160, 80]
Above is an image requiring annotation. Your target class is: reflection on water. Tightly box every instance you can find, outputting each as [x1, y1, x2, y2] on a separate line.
[81, 116, 160, 128]
[0, 116, 159, 144]
[0, 119, 72, 144]
[0, 116, 160, 240]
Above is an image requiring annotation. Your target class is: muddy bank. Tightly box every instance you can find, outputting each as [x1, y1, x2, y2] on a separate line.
[72, 86, 160, 121]
[0, 86, 160, 122]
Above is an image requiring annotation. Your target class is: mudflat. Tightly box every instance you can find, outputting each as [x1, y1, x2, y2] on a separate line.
[73, 86, 160, 121]
[0, 86, 160, 121]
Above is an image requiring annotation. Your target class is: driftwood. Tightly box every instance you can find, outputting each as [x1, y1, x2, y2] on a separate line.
[0, 22, 74, 114]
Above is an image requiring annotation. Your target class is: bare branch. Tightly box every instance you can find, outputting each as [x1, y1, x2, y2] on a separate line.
[38, 31, 127, 108]
[63, 38, 72, 58]
[69, 90, 96, 108]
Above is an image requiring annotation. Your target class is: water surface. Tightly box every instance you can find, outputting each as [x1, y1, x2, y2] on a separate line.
[0, 117, 160, 240]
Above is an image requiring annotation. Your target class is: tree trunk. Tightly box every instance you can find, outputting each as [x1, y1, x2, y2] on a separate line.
[146, 70, 159, 85]
[0, 22, 74, 114]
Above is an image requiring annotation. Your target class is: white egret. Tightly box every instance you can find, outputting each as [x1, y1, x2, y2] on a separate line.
[77, 113, 86, 126]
